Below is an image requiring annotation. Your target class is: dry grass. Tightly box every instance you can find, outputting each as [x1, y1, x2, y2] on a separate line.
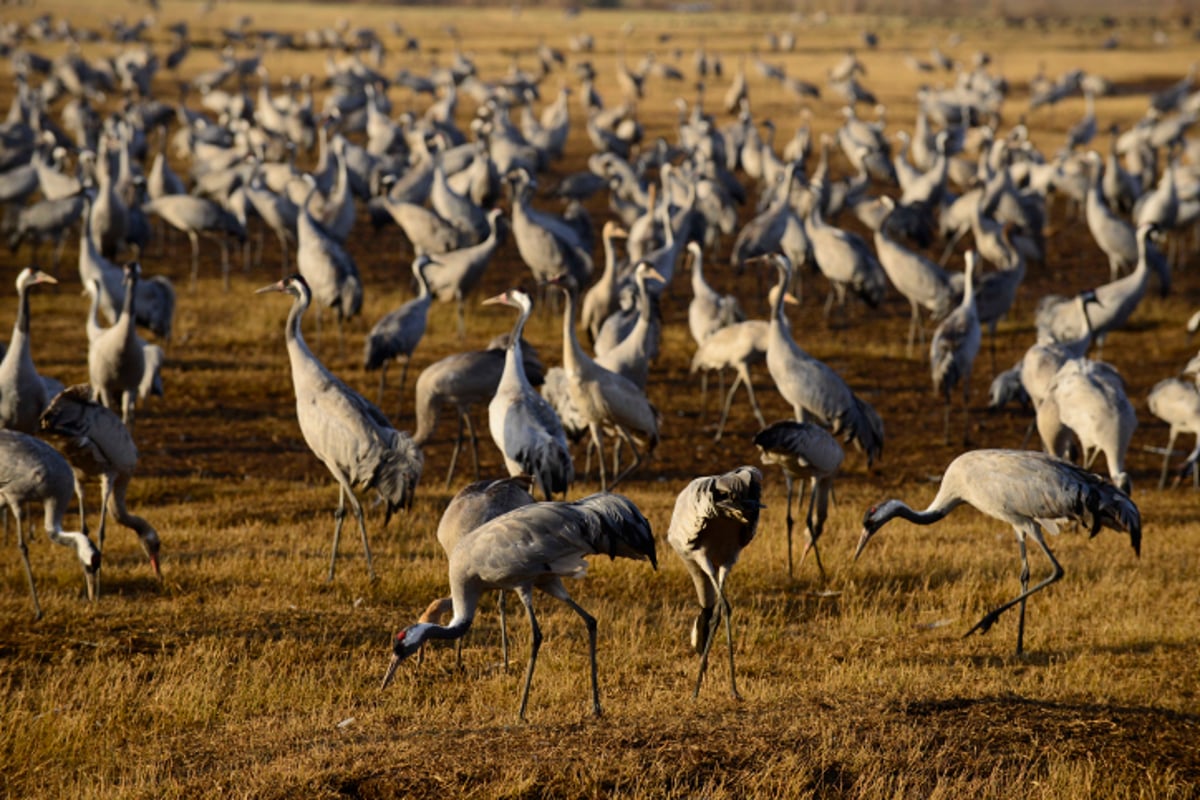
[1, 3, 1199, 798]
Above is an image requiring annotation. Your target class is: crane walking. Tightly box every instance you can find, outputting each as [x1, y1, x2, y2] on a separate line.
[258, 274, 423, 582]
[382, 492, 656, 719]
[856, 449, 1140, 654]
[668, 466, 763, 699]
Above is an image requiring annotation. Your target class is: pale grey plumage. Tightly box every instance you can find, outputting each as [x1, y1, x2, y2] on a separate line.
[422, 208, 504, 338]
[142, 194, 245, 288]
[874, 197, 954, 355]
[690, 319, 768, 443]
[363, 256, 433, 409]
[484, 290, 573, 500]
[382, 492, 657, 719]
[0, 429, 100, 619]
[1147, 376, 1200, 488]
[39, 384, 162, 581]
[857, 448, 1141, 654]
[259, 274, 423, 582]
[668, 466, 763, 699]
[930, 251, 982, 445]
[753, 420, 844, 578]
[687, 241, 743, 347]
[297, 182, 363, 340]
[88, 262, 145, 426]
[0, 267, 57, 433]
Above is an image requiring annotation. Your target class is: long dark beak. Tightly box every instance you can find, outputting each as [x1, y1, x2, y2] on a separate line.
[255, 281, 286, 294]
[380, 655, 402, 690]
[853, 528, 872, 561]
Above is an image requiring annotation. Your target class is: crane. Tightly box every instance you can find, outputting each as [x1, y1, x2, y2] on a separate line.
[930, 250, 981, 445]
[258, 274, 423, 582]
[764, 254, 883, 466]
[0, 267, 58, 433]
[1147, 376, 1200, 489]
[39, 384, 162, 586]
[483, 290, 573, 500]
[381, 492, 657, 719]
[668, 466, 763, 699]
[88, 262, 145, 427]
[690, 319, 769, 443]
[363, 255, 434, 409]
[551, 276, 659, 491]
[418, 476, 537, 666]
[856, 449, 1140, 654]
[0, 429, 100, 619]
[753, 420, 844, 578]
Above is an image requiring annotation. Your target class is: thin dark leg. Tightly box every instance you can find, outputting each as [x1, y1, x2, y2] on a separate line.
[328, 485, 347, 582]
[515, 586, 541, 720]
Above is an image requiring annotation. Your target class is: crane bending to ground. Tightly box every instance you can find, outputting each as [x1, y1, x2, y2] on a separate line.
[258, 274, 423, 582]
[382, 492, 656, 719]
[668, 466, 763, 700]
[856, 449, 1140, 655]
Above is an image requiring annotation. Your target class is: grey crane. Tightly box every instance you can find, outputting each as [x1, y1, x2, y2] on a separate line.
[297, 180, 362, 346]
[509, 169, 593, 287]
[730, 161, 798, 272]
[874, 197, 955, 355]
[381, 492, 657, 719]
[856, 449, 1140, 654]
[372, 196, 461, 256]
[0, 429, 100, 619]
[88, 262, 144, 427]
[0, 267, 57, 433]
[552, 276, 659, 491]
[753, 420, 844, 578]
[764, 255, 884, 466]
[668, 466, 763, 699]
[1084, 151, 1138, 280]
[930, 251, 982, 445]
[412, 336, 544, 488]
[804, 193, 888, 316]
[1036, 224, 1163, 352]
[7, 193, 86, 274]
[690, 319, 769, 442]
[580, 221, 628, 344]
[484, 290, 573, 500]
[422, 208, 504, 339]
[417, 476, 537, 666]
[258, 274, 423, 582]
[142, 194, 246, 289]
[595, 262, 665, 391]
[686, 241, 742, 348]
[1148, 375, 1200, 488]
[39, 384, 162, 585]
[1036, 358, 1136, 494]
[1064, 90, 1097, 150]
[364, 255, 434, 410]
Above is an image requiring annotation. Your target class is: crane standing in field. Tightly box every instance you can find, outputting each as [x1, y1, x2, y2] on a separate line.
[258, 274, 423, 582]
[930, 250, 981, 445]
[382, 492, 657, 720]
[39, 384, 162, 586]
[0, 429, 100, 619]
[483, 289, 573, 500]
[753, 420, 844, 578]
[363, 255, 434, 410]
[856, 449, 1141, 654]
[88, 262, 145, 427]
[0, 267, 58, 433]
[668, 466, 763, 700]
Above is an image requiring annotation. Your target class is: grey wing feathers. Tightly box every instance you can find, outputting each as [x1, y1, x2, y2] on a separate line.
[841, 393, 884, 466]
[375, 428, 424, 521]
[571, 493, 658, 567]
[753, 421, 844, 473]
[1063, 462, 1141, 553]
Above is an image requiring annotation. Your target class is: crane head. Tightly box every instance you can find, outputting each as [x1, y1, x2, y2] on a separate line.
[380, 624, 431, 689]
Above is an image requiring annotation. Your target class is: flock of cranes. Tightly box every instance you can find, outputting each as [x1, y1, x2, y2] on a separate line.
[4, 7, 1199, 718]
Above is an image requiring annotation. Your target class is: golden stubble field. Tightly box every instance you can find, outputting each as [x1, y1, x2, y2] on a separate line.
[1, 3, 1199, 798]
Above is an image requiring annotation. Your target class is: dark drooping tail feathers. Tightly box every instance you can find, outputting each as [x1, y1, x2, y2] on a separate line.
[1078, 474, 1141, 556]
[572, 493, 658, 569]
[839, 393, 884, 467]
[709, 466, 764, 529]
[377, 429, 424, 523]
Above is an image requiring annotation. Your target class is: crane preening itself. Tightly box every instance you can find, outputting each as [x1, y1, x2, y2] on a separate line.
[668, 466, 763, 700]
[382, 492, 657, 719]
[258, 274, 423, 582]
[856, 449, 1141, 654]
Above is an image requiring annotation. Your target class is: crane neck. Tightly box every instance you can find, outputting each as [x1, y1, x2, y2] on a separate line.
[14, 277, 33, 336]
[558, 285, 592, 373]
[601, 233, 620, 284]
[865, 498, 956, 533]
[284, 285, 312, 355]
[119, 273, 138, 322]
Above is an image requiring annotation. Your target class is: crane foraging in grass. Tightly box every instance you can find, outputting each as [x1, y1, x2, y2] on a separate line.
[856, 449, 1141, 655]
[382, 492, 657, 719]
[668, 465, 763, 700]
[258, 274, 423, 582]
[0, 429, 100, 619]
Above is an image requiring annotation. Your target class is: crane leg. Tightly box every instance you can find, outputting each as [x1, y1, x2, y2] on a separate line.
[608, 426, 643, 490]
[1159, 429, 1178, 490]
[497, 590, 509, 669]
[515, 585, 542, 721]
[93, 475, 115, 600]
[188, 230, 200, 289]
[964, 526, 1063, 655]
[328, 485, 347, 582]
[345, 488, 375, 582]
[219, 237, 231, 292]
[1016, 538, 1030, 656]
[555, 590, 601, 717]
[588, 424, 608, 492]
[906, 304, 920, 358]
[699, 370, 708, 424]
[692, 604, 716, 698]
[801, 478, 827, 580]
[376, 363, 388, 408]
[713, 373, 744, 443]
[397, 358, 411, 415]
[717, 579, 740, 700]
[783, 474, 796, 578]
[11, 504, 41, 620]
[743, 366, 766, 429]
[446, 413, 465, 489]
[456, 299, 466, 341]
[74, 479, 87, 537]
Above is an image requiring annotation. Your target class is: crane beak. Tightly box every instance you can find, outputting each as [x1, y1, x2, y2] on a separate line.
[480, 292, 507, 306]
[853, 528, 872, 561]
[255, 280, 286, 294]
[380, 654, 402, 690]
[644, 267, 668, 284]
[783, 292, 800, 306]
[84, 568, 97, 603]
[33, 271, 58, 285]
